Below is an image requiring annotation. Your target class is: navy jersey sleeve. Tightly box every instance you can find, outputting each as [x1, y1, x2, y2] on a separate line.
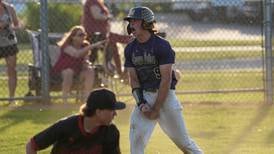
[102, 124, 121, 154]
[157, 39, 175, 65]
[124, 43, 134, 68]
[32, 118, 68, 150]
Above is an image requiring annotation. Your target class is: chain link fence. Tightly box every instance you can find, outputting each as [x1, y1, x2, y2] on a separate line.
[0, 0, 272, 104]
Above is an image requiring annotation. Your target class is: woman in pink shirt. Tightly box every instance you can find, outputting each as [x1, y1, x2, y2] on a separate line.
[51, 25, 105, 103]
[82, 0, 132, 77]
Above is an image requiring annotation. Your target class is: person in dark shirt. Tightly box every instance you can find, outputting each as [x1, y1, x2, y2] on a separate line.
[26, 88, 126, 154]
[124, 6, 203, 154]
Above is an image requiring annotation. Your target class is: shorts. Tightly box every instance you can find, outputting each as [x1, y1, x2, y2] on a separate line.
[0, 44, 19, 58]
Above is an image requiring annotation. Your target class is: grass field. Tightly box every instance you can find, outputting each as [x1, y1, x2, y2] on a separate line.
[0, 38, 265, 66]
[0, 102, 274, 154]
[0, 69, 265, 103]
[169, 39, 262, 47]
[0, 38, 273, 153]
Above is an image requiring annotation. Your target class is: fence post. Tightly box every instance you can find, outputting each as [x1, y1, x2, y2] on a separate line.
[40, 0, 50, 103]
[264, 0, 273, 104]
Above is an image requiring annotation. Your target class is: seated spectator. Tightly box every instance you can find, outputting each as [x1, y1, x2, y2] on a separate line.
[51, 25, 105, 103]
[26, 88, 126, 154]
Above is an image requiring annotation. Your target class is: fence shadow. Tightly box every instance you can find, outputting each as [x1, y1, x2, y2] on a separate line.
[223, 104, 273, 154]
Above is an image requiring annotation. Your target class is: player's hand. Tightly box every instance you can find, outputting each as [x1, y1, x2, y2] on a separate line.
[139, 103, 151, 112]
[143, 108, 160, 120]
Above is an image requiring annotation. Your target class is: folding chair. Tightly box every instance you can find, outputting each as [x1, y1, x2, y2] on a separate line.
[25, 30, 106, 101]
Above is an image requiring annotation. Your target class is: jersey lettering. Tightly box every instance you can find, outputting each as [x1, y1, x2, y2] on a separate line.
[132, 51, 156, 66]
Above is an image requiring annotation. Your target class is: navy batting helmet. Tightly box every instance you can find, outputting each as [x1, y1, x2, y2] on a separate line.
[124, 6, 155, 23]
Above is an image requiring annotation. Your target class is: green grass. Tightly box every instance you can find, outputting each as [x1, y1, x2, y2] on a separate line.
[175, 50, 263, 61]
[0, 78, 30, 98]
[0, 103, 274, 154]
[169, 39, 262, 47]
[0, 39, 265, 68]
[178, 70, 263, 90]
[112, 70, 265, 104]
[0, 70, 265, 103]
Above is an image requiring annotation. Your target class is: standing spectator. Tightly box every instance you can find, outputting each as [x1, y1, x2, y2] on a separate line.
[26, 88, 126, 154]
[82, 0, 132, 77]
[51, 25, 105, 103]
[124, 6, 203, 154]
[0, 0, 22, 102]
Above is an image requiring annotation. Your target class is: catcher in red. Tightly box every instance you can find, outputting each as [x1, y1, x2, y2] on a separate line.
[26, 88, 126, 154]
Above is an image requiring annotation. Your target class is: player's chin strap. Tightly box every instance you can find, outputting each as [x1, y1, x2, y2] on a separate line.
[132, 88, 148, 109]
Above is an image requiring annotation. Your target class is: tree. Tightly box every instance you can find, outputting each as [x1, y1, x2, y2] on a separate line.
[22, 3, 82, 33]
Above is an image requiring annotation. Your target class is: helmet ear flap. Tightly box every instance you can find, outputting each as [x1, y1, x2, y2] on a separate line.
[127, 23, 132, 35]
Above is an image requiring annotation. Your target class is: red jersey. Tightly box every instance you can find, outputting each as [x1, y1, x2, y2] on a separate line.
[31, 115, 121, 154]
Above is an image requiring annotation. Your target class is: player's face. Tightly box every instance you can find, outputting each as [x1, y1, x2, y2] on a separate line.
[129, 19, 143, 37]
[98, 109, 117, 125]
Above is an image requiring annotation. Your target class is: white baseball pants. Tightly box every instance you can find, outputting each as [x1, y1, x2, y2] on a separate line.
[129, 90, 203, 154]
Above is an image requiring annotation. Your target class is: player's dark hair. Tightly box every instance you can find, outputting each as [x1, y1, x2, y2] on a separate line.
[142, 21, 157, 34]
[79, 104, 96, 117]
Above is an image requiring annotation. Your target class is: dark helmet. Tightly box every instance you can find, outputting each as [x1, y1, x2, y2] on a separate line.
[124, 6, 155, 23]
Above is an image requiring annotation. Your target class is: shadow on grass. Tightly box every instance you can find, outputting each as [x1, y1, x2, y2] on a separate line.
[223, 104, 273, 154]
[0, 102, 133, 133]
[0, 103, 78, 133]
[266, 130, 274, 144]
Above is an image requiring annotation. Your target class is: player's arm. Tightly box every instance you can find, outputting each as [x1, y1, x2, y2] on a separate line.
[128, 67, 151, 111]
[103, 124, 121, 154]
[144, 40, 175, 119]
[143, 64, 172, 120]
[26, 139, 37, 154]
[127, 67, 140, 88]
[152, 64, 172, 111]
[124, 44, 149, 110]
[25, 119, 66, 153]
[152, 40, 175, 111]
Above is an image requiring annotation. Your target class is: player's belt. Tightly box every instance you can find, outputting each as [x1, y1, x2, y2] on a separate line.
[144, 88, 157, 93]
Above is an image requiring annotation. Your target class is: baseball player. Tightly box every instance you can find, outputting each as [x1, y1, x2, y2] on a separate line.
[26, 88, 125, 154]
[124, 6, 203, 154]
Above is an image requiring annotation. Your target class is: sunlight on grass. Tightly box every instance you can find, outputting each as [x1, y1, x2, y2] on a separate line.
[0, 103, 274, 154]
[169, 39, 262, 47]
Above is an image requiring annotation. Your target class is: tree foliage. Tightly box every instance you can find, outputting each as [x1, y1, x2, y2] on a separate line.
[22, 3, 82, 33]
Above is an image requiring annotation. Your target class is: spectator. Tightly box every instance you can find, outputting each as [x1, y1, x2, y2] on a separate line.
[82, 0, 132, 77]
[51, 25, 105, 103]
[26, 88, 126, 154]
[0, 0, 22, 102]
